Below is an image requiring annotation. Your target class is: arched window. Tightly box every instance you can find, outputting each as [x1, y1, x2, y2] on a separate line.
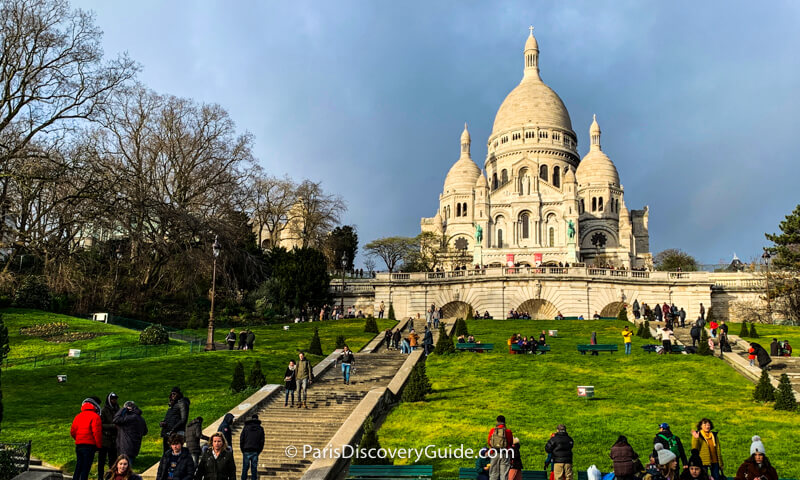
[592, 197, 597, 212]
[520, 213, 530, 239]
[548, 227, 555, 247]
[552, 166, 560, 188]
[456, 203, 461, 217]
[462, 203, 467, 216]
[492, 172, 498, 190]
[580, 199, 585, 213]
[599, 197, 604, 211]
[501, 169, 508, 184]
[539, 165, 548, 182]
[497, 229, 504, 248]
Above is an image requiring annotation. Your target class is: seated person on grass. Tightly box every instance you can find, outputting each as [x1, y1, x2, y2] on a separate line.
[467, 335, 476, 343]
[456, 334, 466, 344]
[483, 311, 492, 319]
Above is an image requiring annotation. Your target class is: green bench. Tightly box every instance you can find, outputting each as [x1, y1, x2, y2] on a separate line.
[459, 468, 590, 480]
[510, 344, 551, 354]
[577, 344, 618, 354]
[562, 316, 616, 320]
[641, 344, 686, 353]
[456, 343, 494, 352]
[348, 465, 433, 479]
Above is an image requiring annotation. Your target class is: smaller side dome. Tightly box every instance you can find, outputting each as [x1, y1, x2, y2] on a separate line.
[576, 115, 620, 187]
[475, 171, 489, 188]
[444, 123, 481, 192]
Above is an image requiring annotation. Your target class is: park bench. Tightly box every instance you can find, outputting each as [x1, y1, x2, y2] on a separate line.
[456, 343, 494, 352]
[641, 344, 686, 353]
[459, 468, 591, 480]
[561, 316, 616, 320]
[577, 344, 618, 354]
[348, 465, 433, 479]
[511, 344, 551, 354]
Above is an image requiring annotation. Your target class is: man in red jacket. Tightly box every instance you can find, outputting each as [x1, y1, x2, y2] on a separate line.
[70, 398, 103, 480]
[486, 415, 514, 480]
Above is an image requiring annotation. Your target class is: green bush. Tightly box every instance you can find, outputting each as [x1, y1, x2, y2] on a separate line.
[454, 318, 469, 337]
[387, 303, 396, 320]
[248, 360, 267, 390]
[139, 325, 169, 345]
[433, 325, 455, 355]
[466, 306, 474, 321]
[635, 322, 643, 338]
[364, 317, 379, 334]
[739, 322, 749, 338]
[308, 327, 323, 355]
[402, 362, 432, 402]
[774, 373, 797, 412]
[187, 312, 203, 330]
[697, 329, 712, 356]
[335, 335, 347, 349]
[14, 276, 51, 310]
[352, 416, 391, 465]
[749, 323, 759, 338]
[231, 361, 246, 393]
[753, 369, 776, 403]
[641, 321, 653, 339]
[617, 307, 628, 323]
[0, 449, 21, 480]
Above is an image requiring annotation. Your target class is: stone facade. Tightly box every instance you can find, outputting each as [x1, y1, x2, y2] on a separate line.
[421, 29, 652, 269]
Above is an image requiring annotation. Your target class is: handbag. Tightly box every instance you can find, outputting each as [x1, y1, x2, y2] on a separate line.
[632, 457, 644, 472]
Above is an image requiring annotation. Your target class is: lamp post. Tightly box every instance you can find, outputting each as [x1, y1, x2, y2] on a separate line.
[340, 256, 347, 317]
[762, 250, 772, 323]
[206, 236, 221, 351]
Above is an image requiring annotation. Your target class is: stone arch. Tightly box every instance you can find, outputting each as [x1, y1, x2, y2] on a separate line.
[600, 301, 624, 317]
[441, 301, 474, 319]
[517, 299, 559, 319]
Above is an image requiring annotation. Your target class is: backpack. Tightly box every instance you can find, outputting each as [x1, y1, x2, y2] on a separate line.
[695, 318, 705, 328]
[490, 427, 508, 449]
[657, 433, 680, 458]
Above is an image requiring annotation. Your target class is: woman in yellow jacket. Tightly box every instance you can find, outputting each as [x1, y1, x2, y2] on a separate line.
[691, 418, 723, 480]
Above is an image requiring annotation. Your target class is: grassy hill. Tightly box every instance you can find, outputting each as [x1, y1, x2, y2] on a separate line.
[379, 319, 799, 477]
[0, 309, 395, 471]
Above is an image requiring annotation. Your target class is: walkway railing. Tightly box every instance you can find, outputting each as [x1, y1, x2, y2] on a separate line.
[373, 267, 709, 283]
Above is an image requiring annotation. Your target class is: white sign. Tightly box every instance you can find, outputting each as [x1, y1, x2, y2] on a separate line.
[92, 313, 109, 323]
[68, 349, 81, 358]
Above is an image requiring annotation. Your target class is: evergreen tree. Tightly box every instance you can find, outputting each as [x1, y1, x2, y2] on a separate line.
[466, 306, 474, 321]
[335, 335, 347, 349]
[641, 321, 653, 339]
[353, 416, 391, 465]
[0, 314, 8, 434]
[753, 369, 776, 403]
[364, 317, 378, 333]
[308, 327, 323, 355]
[402, 362, 432, 402]
[248, 360, 267, 389]
[433, 325, 455, 355]
[739, 322, 749, 338]
[774, 373, 797, 411]
[387, 303, 396, 320]
[231, 361, 246, 393]
[454, 318, 469, 337]
[765, 204, 800, 270]
[697, 329, 712, 356]
[749, 323, 759, 338]
[635, 322, 643, 338]
[617, 307, 629, 323]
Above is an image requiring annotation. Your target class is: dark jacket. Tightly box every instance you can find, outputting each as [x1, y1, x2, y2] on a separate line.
[194, 448, 236, 480]
[238, 332, 247, 347]
[610, 442, 638, 476]
[239, 418, 265, 453]
[750, 343, 772, 368]
[225, 332, 236, 343]
[284, 367, 297, 390]
[219, 413, 234, 448]
[156, 448, 196, 480]
[653, 431, 687, 466]
[544, 432, 573, 464]
[679, 469, 709, 480]
[510, 443, 523, 470]
[690, 325, 701, 339]
[162, 396, 190, 437]
[770, 341, 779, 356]
[101, 395, 120, 448]
[113, 406, 148, 458]
[185, 417, 208, 456]
[339, 350, 355, 364]
[735, 455, 777, 480]
[423, 329, 433, 346]
[246, 332, 255, 347]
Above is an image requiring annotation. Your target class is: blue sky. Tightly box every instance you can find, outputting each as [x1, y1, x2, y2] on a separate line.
[74, 1, 800, 266]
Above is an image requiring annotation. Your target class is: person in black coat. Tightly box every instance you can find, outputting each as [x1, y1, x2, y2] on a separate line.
[750, 342, 773, 369]
[185, 417, 208, 466]
[284, 361, 297, 407]
[157, 434, 195, 480]
[690, 325, 701, 347]
[237, 331, 247, 350]
[219, 413, 234, 449]
[113, 401, 149, 466]
[392, 329, 401, 349]
[653, 423, 687, 469]
[383, 329, 393, 350]
[544, 425, 574, 475]
[245, 330, 255, 351]
[239, 415, 265, 480]
[161, 387, 190, 452]
[194, 433, 235, 480]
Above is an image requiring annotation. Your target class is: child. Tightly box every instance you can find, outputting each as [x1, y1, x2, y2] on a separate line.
[748, 347, 756, 367]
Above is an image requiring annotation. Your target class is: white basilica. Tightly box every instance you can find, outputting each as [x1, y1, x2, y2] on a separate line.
[421, 29, 652, 269]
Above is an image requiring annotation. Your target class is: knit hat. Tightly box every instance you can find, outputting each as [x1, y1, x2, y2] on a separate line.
[655, 444, 676, 465]
[750, 435, 766, 455]
[687, 449, 703, 467]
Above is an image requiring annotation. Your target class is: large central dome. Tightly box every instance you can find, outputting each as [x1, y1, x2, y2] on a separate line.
[491, 30, 574, 137]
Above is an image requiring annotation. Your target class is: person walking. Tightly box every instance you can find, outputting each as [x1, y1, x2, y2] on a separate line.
[225, 329, 236, 350]
[610, 435, 640, 480]
[71, 398, 103, 480]
[339, 345, 355, 385]
[246, 330, 255, 351]
[113, 401, 148, 466]
[734, 436, 777, 480]
[99, 393, 120, 480]
[423, 327, 434, 356]
[392, 329, 401, 350]
[219, 413, 234, 449]
[156, 434, 195, 480]
[185, 417, 208, 466]
[284, 360, 297, 406]
[691, 418, 723, 480]
[238, 330, 247, 350]
[690, 323, 701, 348]
[622, 326, 633, 355]
[590, 332, 599, 356]
[679, 308, 687, 328]
[653, 423, 687, 470]
[104, 454, 141, 480]
[487, 415, 513, 480]
[194, 433, 236, 480]
[383, 328, 392, 350]
[661, 326, 673, 354]
[409, 329, 419, 350]
[239, 415, 265, 480]
[378, 301, 385, 319]
[633, 299, 641, 320]
[699, 303, 705, 320]
[160, 387, 190, 452]
[508, 438, 523, 480]
[545, 424, 574, 480]
[296, 352, 314, 409]
[654, 303, 663, 322]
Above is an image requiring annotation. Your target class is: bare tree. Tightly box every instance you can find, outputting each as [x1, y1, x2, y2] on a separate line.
[247, 172, 297, 249]
[289, 180, 346, 249]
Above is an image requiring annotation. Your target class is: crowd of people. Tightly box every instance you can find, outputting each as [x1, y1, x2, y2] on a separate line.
[477, 416, 779, 480]
[504, 331, 549, 354]
[224, 329, 256, 351]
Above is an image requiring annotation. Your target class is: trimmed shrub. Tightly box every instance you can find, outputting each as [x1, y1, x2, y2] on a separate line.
[774, 373, 797, 411]
[13, 276, 51, 310]
[739, 322, 749, 338]
[308, 327, 323, 355]
[635, 322, 643, 338]
[466, 306, 474, 321]
[248, 360, 267, 390]
[697, 329, 712, 356]
[352, 416, 391, 465]
[753, 369, 776, 403]
[749, 323, 759, 338]
[364, 317, 379, 334]
[641, 321, 653, 340]
[231, 361, 246, 393]
[454, 318, 469, 337]
[433, 325, 455, 355]
[402, 362, 432, 402]
[139, 325, 169, 345]
[617, 307, 628, 323]
[335, 335, 347, 349]
[387, 303, 396, 320]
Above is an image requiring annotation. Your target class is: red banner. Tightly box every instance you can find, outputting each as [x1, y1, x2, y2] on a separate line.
[534, 253, 542, 266]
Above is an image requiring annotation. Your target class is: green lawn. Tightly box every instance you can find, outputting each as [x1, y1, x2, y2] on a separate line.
[0, 311, 395, 471]
[379, 319, 800, 477]
[727, 322, 799, 353]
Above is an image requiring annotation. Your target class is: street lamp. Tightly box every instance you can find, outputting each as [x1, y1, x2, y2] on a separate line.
[206, 236, 221, 351]
[340, 256, 347, 317]
[762, 250, 772, 323]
